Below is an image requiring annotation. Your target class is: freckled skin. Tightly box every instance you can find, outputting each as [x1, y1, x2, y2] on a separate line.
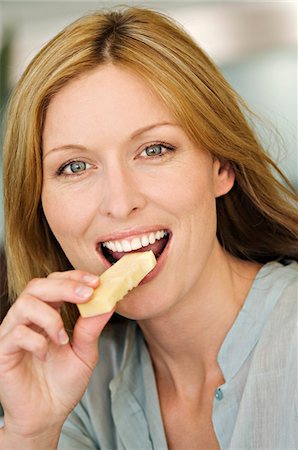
[42, 64, 235, 320]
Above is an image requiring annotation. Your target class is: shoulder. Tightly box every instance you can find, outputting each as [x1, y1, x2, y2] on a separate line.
[228, 263, 298, 447]
[262, 260, 297, 321]
[233, 261, 298, 375]
[252, 261, 297, 366]
[252, 260, 297, 317]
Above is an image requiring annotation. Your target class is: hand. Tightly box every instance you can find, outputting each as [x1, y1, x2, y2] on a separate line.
[0, 270, 113, 442]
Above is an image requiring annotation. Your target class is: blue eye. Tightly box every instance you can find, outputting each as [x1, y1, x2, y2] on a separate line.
[68, 161, 86, 173]
[145, 145, 164, 156]
[57, 160, 91, 176]
[141, 143, 175, 158]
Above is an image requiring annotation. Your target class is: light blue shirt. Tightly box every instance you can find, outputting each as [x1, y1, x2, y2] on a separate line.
[59, 261, 298, 449]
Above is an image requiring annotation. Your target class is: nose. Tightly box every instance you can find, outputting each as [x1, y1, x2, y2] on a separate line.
[99, 162, 147, 219]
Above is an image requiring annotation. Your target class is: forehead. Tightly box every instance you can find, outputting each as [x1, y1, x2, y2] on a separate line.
[43, 64, 175, 148]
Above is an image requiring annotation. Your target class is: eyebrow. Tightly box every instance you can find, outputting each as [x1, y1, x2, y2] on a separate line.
[42, 144, 88, 160]
[129, 121, 179, 139]
[43, 122, 179, 158]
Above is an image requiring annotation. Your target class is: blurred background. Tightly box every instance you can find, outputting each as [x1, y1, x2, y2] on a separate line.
[0, 0, 297, 243]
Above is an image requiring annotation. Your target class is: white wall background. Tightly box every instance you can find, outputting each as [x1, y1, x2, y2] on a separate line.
[0, 0, 297, 241]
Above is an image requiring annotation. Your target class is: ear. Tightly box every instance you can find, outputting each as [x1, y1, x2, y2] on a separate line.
[213, 158, 235, 198]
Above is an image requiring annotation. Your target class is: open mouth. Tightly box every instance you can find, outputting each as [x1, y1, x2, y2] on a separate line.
[99, 229, 171, 265]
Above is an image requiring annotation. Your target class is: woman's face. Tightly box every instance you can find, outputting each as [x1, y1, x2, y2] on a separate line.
[42, 64, 234, 319]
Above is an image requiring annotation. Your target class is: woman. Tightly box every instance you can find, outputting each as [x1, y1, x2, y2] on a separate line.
[0, 7, 297, 450]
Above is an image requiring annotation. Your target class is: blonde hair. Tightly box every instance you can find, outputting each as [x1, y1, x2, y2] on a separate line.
[3, 7, 298, 326]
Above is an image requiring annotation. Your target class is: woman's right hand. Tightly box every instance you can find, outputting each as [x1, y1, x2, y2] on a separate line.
[0, 270, 113, 448]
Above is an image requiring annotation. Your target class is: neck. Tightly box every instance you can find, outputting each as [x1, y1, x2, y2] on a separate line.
[138, 247, 261, 389]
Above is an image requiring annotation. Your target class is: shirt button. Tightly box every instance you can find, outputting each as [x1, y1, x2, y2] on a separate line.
[215, 388, 223, 400]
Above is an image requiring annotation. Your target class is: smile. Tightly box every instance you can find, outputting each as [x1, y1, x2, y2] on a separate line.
[99, 229, 170, 265]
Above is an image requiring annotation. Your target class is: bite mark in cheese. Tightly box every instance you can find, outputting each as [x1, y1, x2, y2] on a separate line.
[78, 250, 157, 317]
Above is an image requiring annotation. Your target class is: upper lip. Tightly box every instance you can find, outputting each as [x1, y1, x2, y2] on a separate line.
[96, 225, 171, 244]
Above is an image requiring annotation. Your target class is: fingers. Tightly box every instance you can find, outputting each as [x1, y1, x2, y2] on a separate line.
[0, 295, 68, 347]
[47, 270, 99, 286]
[72, 311, 114, 369]
[0, 324, 49, 362]
[0, 269, 106, 371]
[22, 273, 99, 304]
[0, 270, 100, 349]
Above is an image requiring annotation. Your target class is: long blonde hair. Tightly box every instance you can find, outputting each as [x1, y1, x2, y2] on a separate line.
[3, 7, 298, 326]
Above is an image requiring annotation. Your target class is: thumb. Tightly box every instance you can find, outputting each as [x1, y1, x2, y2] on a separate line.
[71, 310, 114, 368]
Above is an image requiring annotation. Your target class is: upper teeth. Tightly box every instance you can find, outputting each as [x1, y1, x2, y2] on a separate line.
[102, 229, 168, 253]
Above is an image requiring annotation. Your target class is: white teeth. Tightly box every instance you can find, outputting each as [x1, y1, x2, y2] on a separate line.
[149, 232, 155, 244]
[141, 235, 149, 247]
[102, 229, 168, 253]
[122, 240, 131, 252]
[115, 241, 122, 252]
[110, 242, 116, 252]
[131, 238, 142, 250]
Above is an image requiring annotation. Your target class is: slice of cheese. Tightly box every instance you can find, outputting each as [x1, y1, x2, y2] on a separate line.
[78, 250, 157, 317]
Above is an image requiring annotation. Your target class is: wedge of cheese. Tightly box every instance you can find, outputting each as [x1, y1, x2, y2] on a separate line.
[78, 250, 156, 317]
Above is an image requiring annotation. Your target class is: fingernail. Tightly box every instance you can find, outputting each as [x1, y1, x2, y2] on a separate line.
[58, 329, 69, 345]
[83, 274, 99, 284]
[75, 285, 94, 299]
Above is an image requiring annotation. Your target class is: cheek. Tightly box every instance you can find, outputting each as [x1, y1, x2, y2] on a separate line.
[41, 189, 99, 271]
[157, 168, 215, 218]
[167, 169, 218, 262]
[41, 187, 91, 242]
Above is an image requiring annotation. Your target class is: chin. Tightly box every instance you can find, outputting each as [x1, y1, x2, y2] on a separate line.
[114, 283, 175, 322]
